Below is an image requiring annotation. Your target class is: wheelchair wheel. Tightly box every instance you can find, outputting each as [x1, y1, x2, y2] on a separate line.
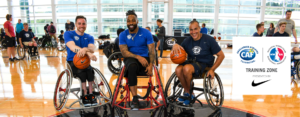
[17, 46, 26, 60]
[108, 52, 123, 74]
[165, 72, 183, 103]
[203, 73, 224, 110]
[92, 68, 112, 100]
[296, 61, 300, 79]
[37, 38, 43, 47]
[57, 41, 66, 51]
[53, 69, 72, 111]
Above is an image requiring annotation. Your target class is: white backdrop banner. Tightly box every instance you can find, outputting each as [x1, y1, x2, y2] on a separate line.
[232, 37, 291, 95]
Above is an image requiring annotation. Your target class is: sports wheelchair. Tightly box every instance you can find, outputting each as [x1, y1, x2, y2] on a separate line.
[53, 63, 112, 111]
[111, 65, 167, 111]
[57, 39, 66, 51]
[107, 51, 159, 75]
[17, 42, 40, 60]
[38, 34, 58, 48]
[291, 52, 300, 87]
[165, 64, 224, 110]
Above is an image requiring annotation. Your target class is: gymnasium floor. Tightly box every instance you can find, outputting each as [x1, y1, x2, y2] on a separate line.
[0, 47, 299, 117]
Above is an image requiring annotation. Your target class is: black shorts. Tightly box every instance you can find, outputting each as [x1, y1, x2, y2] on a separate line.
[180, 60, 207, 77]
[67, 61, 94, 82]
[124, 57, 150, 77]
[5, 36, 16, 47]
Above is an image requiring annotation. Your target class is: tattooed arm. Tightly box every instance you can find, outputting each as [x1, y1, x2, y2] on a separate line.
[147, 43, 155, 65]
[120, 44, 149, 67]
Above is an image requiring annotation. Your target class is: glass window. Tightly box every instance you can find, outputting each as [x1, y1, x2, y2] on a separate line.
[296, 27, 300, 38]
[219, 0, 239, 5]
[85, 24, 98, 33]
[286, 0, 300, 8]
[173, 5, 192, 13]
[102, 5, 123, 12]
[13, 17, 34, 24]
[56, 5, 77, 16]
[33, 0, 51, 5]
[238, 25, 256, 36]
[193, 5, 214, 13]
[12, 6, 34, 17]
[219, 18, 238, 24]
[194, 0, 215, 4]
[218, 25, 237, 35]
[238, 19, 259, 25]
[34, 6, 52, 17]
[0, 1, 7, 6]
[124, 5, 143, 12]
[266, 0, 284, 7]
[12, 0, 33, 6]
[57, 17, 76, 23]
[239, 7, 260, 15]
[0, 18, 6, 24]
[101, 0, 122, 3]
[265, 7, 283, 16]
[240, 0, 261, 6]
[78, 0, 97, 4]
[78, 5, 97, 16]
[35, 17, 52, 23]
[0, 7, 9, 17]
[56, 0, 76, 4]
[85, 17, 98, 23]
[219, 6, 239, 17]
[124, 0, 143, 3]
[219, 36, 234, 40]
[35, 24, 48, 35]
[174, 0, 192, 4]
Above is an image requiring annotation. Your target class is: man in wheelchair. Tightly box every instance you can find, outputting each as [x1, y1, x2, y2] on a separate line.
[171, 19, 225, 106]
[119, 10, 155, 110]
[65, 15, 97, 107]
[18, 23, 38, 56]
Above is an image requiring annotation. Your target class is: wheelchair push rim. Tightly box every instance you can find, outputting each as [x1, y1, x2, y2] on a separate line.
[108, 52, 123, 74]
[53, 69, 72, 111]
[203, 73, 224, 110]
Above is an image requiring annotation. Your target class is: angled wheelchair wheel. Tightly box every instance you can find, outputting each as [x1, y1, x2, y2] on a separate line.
[107, 52, 123, 74]
[57, 41, 66, 51]
[17, 46, 26, 60]
[37, 38, 43, 47]
[203, 73, 224, 110]
[296, 61, 300, 80]
[165, 72, 183, 103]
[53, 69, 72, 111]
[92, 68, 112, 100]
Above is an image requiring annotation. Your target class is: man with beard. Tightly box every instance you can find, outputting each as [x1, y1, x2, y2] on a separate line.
[171, 19, 225, 106]
[119, 10, 155, 110]
[64, 15, 98, 107]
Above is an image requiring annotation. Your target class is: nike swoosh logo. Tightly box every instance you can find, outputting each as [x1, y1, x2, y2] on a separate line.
[252, 79, 271, 87]
[81, 59, 86, 63]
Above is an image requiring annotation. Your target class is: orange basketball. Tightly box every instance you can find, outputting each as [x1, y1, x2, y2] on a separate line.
[73, 54, 90, 69]
[214, 36, 216, 40]
[218, 37, 221, 40]
[170, 48, 187, 64]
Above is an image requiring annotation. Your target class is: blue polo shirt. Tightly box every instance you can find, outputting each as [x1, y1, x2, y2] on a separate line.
[16, 23, 24, 33]
[200, 27, 208, 34]
[119, 28, 154, 57]
[64, 31, 94, 61]
[181, 34, 221, 67]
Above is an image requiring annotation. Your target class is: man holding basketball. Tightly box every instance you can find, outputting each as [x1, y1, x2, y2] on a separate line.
[171, 19, 225, 106]
[65, 15, 98, 107]
[119, 10, 155, 110]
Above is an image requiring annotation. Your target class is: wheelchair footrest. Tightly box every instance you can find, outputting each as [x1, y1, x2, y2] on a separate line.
[169, 100, 205, 109]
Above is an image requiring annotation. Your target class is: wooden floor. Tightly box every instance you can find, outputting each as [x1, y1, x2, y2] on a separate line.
[0, 47, 300, 117]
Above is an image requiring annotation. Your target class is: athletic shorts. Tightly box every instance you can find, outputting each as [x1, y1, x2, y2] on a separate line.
[67, 61, 94, 82]
[124, 57, 150, 77]
[179, 60, 207, 77]
[23, 41, 33, 46]
[5, 36, 16, 47]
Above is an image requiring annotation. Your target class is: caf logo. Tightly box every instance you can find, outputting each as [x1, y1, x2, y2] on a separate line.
[165, 38, 177, 46]
[237, 46, 258, 64]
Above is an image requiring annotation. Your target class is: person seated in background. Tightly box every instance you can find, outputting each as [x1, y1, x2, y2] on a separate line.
[0, 28, 5, 40]
[19, 23, 37, 56]
[58, 30, 64, 43]
[266, 23, 275, 36]
[200, 23, 208, 34]
[273, 22, 289, 37]
[145, 26, 160, 51]
[253, 23, 264, 37]
[114, 28, 125, 52]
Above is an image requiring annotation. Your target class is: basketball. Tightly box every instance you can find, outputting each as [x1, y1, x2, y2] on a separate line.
[73, 54, 90, 69]
[218, 36, 221, 40]
[170, 48, 187, 64]
[214, 36, 216, 40]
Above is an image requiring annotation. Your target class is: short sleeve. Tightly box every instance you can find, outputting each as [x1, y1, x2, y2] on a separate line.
[292, 21, 295, 29]
[209, 38, 221, 55]
[3, 22, 8, 29]
[88, 35, 94, 44]
[146, 30, 154, 45]
[18, 31, 23, 39]
[64, 31, 73, 44]
[119, 31, 127, 45]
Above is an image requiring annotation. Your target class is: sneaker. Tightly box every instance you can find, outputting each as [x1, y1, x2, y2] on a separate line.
[131, 96, 139, 110]
[89, 94, 98, 106]
[178, 92, 189, 102]
[13, 57, 19, 61]
[182, 94, 195, 106]
[9, 58, 14, 62]
[82, 95, 91, 107]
